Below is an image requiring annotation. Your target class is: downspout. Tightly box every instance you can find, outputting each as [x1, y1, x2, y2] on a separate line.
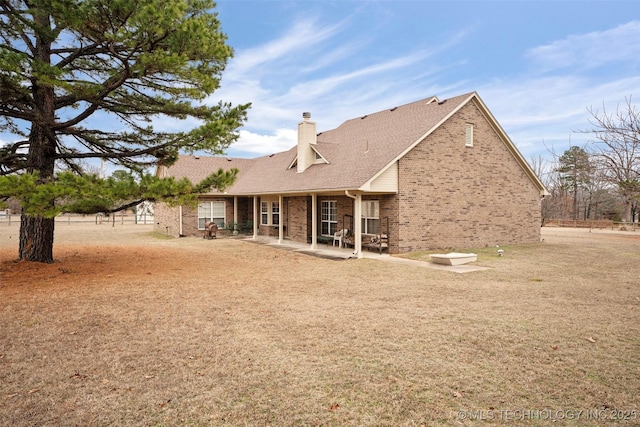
[345, 191, 363, 258]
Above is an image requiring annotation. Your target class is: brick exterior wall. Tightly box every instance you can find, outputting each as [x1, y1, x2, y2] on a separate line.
[396, 101, 541, 252]
[286, 196, 309, 242]
[378, 194, 399, 254]
[154, 201, 181, 237]
[154, 196, 254, 238]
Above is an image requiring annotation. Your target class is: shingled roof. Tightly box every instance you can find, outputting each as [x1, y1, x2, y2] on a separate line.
[162, 92, 544, 195]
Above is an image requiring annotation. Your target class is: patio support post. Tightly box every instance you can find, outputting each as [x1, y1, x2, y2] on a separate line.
[252, 196, 258, 239]
[278, 194, 283, 244]
[311, 193, 318, 249]
[345, 190, 363, 258]
[233, 196, 238, 233]
[353, 193, 363, 259]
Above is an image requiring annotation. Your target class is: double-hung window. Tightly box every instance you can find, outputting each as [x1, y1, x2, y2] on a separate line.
[261, 201, 269, 225]
[198, 201, 225, 229]
[260, 200, 280, 225]
[361, 200, 380, 234]
[272, 201, 280, 226]
[321, 200, 337, 235]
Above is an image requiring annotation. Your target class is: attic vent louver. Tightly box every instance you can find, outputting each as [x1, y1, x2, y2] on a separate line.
[437, 99, 447, 105]
[390, 107, 398, 111]
[361, 115, 368, 119]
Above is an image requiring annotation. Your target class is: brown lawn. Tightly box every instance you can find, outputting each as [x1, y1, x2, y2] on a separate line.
[1, 223, 639, 426]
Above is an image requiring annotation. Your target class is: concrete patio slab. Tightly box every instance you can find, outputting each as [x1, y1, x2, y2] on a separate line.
[243, 237, 489, 273]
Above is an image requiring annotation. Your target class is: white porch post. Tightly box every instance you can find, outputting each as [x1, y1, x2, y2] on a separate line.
[278, 194, 283, 244]
[310, 193, 318, 249]
[233, 196, 238, 233]
[353, 193, 363, 258]
[252, 196, 258, 239]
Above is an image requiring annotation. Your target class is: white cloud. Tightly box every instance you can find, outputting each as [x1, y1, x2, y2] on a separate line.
[525, 20, 640, 71]
[479, 74, 640, 158]
[212, 17, 472, 155]
[216, 14, 640, 163]
[226, 17, 346, 78]
[230, 128, 297, 157]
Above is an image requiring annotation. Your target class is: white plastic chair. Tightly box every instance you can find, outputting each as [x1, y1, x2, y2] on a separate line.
[333, 229, 348, 248]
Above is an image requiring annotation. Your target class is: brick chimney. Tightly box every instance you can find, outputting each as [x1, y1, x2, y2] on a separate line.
[297, 112, 316, 173]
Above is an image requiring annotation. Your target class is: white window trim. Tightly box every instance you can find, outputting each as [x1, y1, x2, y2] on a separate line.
[271, 201, 280, 226]
[361, 200, 380, 235]
[198, 201, 226, 229]
[321, 200, 337, 236]
[260, 199, 280, 226]
[260, 201, 269, 225]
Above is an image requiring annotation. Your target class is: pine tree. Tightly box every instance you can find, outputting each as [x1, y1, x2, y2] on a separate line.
[557, 146, 593, 220]
[0, 0, 249, 262]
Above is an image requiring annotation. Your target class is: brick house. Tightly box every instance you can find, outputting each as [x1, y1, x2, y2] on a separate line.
[154, 91, 547, 257]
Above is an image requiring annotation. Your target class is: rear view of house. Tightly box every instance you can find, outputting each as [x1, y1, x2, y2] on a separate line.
[155, 91, 547, 256]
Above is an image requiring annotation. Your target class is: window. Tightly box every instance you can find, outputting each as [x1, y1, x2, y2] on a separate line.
[261, 201, 269, 225]
[260, 199, 281, 225]
[321, 200, 337, 235]
[272, 201, 280, 226]
[465, 123, 474, 147]
[361, 200, 380, 234]
[198, 201, 225, 229]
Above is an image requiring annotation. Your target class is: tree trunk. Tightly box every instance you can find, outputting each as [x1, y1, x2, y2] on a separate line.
[18, 122, 57, 262]
[19, 214, 55, 263]
[17, 8, 58, 263]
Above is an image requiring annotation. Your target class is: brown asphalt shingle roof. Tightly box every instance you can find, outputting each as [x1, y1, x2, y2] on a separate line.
[164, 92, 477, 195]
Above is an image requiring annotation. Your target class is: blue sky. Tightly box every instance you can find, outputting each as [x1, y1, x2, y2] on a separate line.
[204, 0, 640, 163]
[2, 0, 639, 170]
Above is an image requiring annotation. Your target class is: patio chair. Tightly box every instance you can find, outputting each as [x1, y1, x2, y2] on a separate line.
[367, 234, 389, 254]
[333, 229, 349, 248]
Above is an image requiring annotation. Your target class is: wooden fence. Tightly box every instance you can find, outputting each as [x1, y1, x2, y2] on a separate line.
[545, 219, 638, 231]
[0, 212, 154, 226]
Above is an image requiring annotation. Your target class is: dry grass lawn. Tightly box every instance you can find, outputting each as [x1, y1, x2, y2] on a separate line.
[1, 222, 639, 426]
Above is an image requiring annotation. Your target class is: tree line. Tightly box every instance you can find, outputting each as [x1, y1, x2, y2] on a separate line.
[532, 97, 640, 224]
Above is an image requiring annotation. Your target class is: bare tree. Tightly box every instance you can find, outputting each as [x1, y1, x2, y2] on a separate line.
[585, 97, 640, 222]
[534, 143, 573, 222]
[530, 154, 557, 224]
[580, 155, 616, 220]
